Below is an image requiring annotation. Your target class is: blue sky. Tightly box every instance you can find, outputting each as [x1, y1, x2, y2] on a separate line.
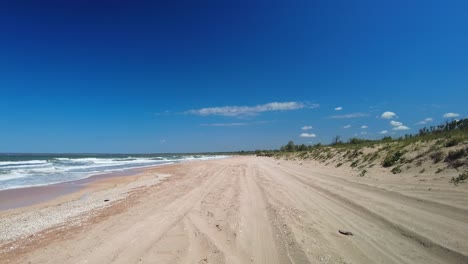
[1, 0, 467, 153]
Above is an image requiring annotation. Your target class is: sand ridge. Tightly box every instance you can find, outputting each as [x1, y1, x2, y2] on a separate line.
[1, 156, 468, 263]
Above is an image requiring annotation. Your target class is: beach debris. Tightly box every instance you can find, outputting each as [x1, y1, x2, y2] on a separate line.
[338, 230, 353, 236]
[104, 199, 110, 202]
[216, 224, 222, 231]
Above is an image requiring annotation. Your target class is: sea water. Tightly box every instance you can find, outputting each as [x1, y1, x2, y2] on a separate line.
[0, 153, 226, 191]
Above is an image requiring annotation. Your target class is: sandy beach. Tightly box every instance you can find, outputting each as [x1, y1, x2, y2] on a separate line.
[1, 156, 468, 263]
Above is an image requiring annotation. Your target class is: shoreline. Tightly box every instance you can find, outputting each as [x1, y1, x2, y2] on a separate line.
[0, 164, 164, 212]
[0, 155, 230, 211]
[0, 161, 177, 246]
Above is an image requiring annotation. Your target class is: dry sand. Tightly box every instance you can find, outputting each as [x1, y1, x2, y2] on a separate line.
[1, 156, 468, 263]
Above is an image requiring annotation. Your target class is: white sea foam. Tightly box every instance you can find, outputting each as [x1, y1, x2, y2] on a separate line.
[0, 155, 227, 191]
[0, 160, 48, 168]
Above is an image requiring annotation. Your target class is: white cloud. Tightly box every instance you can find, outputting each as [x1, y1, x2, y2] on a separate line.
[343, 125, 352, 129]
[300, 133, 317, 138]
[381, 111, 396, 119]
[443, 113, 460, 118]
[329, 112, 369, 119]
[392, 125, 410, 131]
[361, 125, 368, 129]
[360, 131, 367, 135]
[416, 117, 433, 125]
[390, 120, 403, 127]
[334, 107, 343, 111]
[160, 139, 166, 143]
[379, 130, 388, 134]
[301, 126, 313, 130]
[188, 101, 309, 117]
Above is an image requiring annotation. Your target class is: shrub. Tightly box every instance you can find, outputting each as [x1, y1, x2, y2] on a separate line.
[359, 169, 367, 177]
[445, 149, 466, 163]
[450, 171, 468, 185]
[435, 168, 444, 174]
[445, 138, 462, 147]
[347, 150, 360, 160]
[382, 151, 404, 167]
[430, 151, 445, 163]
[391, 165, 402, 174]
[336, 163, 343, 168]
[350, 160, 359, 168]
[451, 159, 467, 169]
[419, 168, 425, 174]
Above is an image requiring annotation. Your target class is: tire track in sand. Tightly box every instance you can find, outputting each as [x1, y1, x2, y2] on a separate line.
[258, 158, 468, 263]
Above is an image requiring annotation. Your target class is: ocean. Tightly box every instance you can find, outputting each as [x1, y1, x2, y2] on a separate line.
[0, 153, 227, 191]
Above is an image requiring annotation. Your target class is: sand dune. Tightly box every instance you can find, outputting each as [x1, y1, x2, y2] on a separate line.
[1, 156, 468, 263]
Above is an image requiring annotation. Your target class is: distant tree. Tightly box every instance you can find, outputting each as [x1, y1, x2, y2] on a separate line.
[332, 135, 341, 145]
[419, 128, 427, 136]
[382, 136, 392, 141]
[285, 140, 296, 152]
[297, 144, 307, 151]
[348, 137, 369, 144]
[416, 119, 468, 137]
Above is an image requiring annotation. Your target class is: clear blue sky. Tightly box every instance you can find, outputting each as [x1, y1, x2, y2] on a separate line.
[1, 0, 467, 153]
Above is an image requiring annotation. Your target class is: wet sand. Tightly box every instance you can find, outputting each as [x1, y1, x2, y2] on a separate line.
[0, 167, 147, 211]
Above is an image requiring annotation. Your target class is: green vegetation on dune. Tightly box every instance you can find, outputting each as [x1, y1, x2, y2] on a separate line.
[255, 119, 468, 184]
[450, 171, 468, 185]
